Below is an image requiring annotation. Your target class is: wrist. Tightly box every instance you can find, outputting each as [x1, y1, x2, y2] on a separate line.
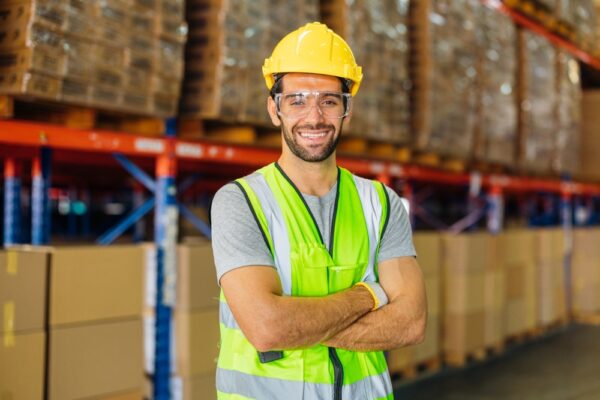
[354, 281, 388, 311]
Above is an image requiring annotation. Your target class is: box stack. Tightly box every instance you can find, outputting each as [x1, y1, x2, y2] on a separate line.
[483, 235, 506, 348]
[535, 229, 567, 327]
[0, 248, 48, 399]
[518, 31, 557, 174]
[387, 233, 441, 373]
[181, 0, 318, 126]
[411, 0, 479, 160]
[0, 0, 186, 117]
[144, 240, 220, 399]
[571, 228, 600, 319]
[442, 233, 496, 364]
[474, 4, 518, 166]
[559, 0, 598, 52]
[578, 91, 600, 182]
[321, 0, 411, 144]
[500, 230, 538, 337]
[554, 51, 581, 174]
[48, 245, 144, 399]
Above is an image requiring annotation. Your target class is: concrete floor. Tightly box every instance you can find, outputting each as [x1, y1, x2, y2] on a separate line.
[393, 324, 600, 400]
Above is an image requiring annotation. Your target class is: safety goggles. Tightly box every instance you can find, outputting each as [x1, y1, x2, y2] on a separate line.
[274, 91, 352, 119]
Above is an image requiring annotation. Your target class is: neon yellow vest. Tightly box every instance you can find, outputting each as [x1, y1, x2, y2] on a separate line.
[217, 163, 393, 400]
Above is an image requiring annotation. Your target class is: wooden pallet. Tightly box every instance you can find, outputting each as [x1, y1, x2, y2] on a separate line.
[444, 342, 505, 368]
[338, 137, 411, 162]
[0, 95, 166, 136]
[505, 327, 540, 346]
[412, 151, 467, 173]
[389, 356, 441, 381]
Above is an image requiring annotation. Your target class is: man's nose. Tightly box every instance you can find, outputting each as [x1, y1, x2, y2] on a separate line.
[303, 103, 325, 123]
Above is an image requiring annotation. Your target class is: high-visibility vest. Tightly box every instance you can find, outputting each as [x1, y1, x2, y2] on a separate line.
[217, 162, 393, 400]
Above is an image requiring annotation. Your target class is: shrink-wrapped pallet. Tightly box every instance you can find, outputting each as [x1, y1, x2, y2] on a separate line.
[411, 0, 479, 159]
[181, 0, 318, 125]
[554, 51, 581, 174]
[321, 0, 411, 144]
[474, 4, 518, 166]
[518, 31, 557, 174]
[0, 0, 187, 117]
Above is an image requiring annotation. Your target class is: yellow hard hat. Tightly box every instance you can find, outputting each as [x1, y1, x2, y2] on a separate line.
[262, 22, 363, 96]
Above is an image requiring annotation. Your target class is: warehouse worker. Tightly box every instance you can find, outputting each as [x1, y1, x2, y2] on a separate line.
[211, 22, 427, 400]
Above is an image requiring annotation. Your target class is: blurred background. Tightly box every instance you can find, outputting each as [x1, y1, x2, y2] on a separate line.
[1, 0, 600, 399]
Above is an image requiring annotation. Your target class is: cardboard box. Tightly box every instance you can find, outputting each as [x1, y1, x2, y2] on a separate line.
[0, 71, 62, 99]
[444, 310, 485, 355]
[0, 330, 45, 400]
[0, 248, 48, 334]
[388, 313, 441, 371]
[49, 319, 143, 400]
[572, 228, 600, 314]
[0, 22, 64, 51]
[50, 245, 144, 326]
[578, 91, 600, 182]
[175, 309, 220, 377]
[536, 229, 567, 325]
[0, 46, 66, 77]
[413, 232, 441, 276]
[98, 388, 145, 400]
[443, 233, 495, 273]
[444, 271, 486, 314]
[177, 241, 220, 311]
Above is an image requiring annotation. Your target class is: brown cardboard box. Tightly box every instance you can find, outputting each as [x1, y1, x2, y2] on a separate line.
[484, 308, 504, 346]
[177, 240, 220, 311]
[500, 230, 538, 335]
[0, 46, 66, 77]
[0, 248, 48, 334]
[444, 311, 485, 355]
[98, 388, 145, 399]
[413, 232, 441, 276]
[572, 228, 600, 314]
[443, 233, 494, 273]
[536, 229, 567, 325]
[0, 71, 62, 99]
[175, 309, 220, 377]
[173, 373, 217, 400]
[445, 272, 486, 314]
[49, 319, 143, 400]
[0, 330, 45, 400]
[388, 314, 441, 371]
[50, 245, 144, 327]
[424, 274, 441, 315]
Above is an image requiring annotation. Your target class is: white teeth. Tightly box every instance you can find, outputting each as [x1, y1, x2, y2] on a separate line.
[299, 131, 327, 138]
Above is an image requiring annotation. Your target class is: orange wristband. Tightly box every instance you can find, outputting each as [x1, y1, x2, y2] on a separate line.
[354, 282, 379, 311]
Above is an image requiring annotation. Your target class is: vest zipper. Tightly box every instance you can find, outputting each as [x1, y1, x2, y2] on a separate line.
[328, 347, 343, 400]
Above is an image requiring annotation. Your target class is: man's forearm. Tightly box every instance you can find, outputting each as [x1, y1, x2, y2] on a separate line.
[322, 300, 426, 352]
[257, 285, 374, 351]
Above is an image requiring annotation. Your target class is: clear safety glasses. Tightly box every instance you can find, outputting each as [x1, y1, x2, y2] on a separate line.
[274, 91, 352, 119]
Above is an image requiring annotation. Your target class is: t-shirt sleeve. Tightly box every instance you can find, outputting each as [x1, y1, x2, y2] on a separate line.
[377, 185, 417, 262]
[210, 182, 275, 285]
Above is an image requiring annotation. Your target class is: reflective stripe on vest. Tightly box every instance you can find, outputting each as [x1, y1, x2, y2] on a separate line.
[218, 163, 393, 400]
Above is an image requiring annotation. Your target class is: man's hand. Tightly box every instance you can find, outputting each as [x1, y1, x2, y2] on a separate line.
[322, 256, 427, 351]
[220, 265, 376, 352]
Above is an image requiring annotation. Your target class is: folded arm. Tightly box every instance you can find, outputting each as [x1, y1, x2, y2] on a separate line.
[220, 265, 376, 352]
[322, 256, 427, 352]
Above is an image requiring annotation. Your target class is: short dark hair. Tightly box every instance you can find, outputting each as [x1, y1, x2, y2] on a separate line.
[269, 73, 352, 99]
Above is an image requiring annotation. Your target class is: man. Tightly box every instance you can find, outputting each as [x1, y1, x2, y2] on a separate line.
[211, 22, 427, 400]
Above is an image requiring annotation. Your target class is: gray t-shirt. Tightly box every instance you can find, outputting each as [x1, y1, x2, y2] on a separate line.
[211, 173, 416, 283]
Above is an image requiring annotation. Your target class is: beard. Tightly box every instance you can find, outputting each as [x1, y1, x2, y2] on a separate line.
[282, 121, 342, 162]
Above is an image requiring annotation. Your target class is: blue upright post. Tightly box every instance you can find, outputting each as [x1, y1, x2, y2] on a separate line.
[486, 185, 503, 235]
[31, 148, 52, 245]
[133, 183, 146, 242]
[560, 189, 573, 318]
[153, 118, 179, 400]
[3, 158, 22, 246]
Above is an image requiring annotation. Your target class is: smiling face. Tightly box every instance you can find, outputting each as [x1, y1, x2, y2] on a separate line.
[267, 73, 350, 163]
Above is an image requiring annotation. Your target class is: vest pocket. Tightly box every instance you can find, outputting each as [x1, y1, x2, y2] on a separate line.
[290, 243, 332, 296]
[328, 264, 366, 294]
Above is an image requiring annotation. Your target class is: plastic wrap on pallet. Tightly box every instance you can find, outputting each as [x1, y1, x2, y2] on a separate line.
[181, 0, 319, 125]
[475, 3, 517, 166]
[0, 72, 62, 100]
[559, 0, 597, 50]
[414, 0, 479, 159]
[519, 31, 557, 174]
[321, 0, 411, 144]
[554, 51, 581, 174]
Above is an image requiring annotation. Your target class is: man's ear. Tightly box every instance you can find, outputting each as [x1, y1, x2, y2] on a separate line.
[267, 96, 281, 127]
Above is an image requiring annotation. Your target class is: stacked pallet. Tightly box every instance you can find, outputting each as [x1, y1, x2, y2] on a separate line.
[181, 0, 318, 126]
[571, 228, 600, 323]
[321, 0, 411, 144]
[0, 0, 186, 117]
[517, 30, 558, 174]
[559, 0, 598, 52]
[554, 51, 581, 174]
[578, 91, 600, 182]
[144, 240, 219, 400]
[474, 4, 518, 166]
[411, 0, 480, 161]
